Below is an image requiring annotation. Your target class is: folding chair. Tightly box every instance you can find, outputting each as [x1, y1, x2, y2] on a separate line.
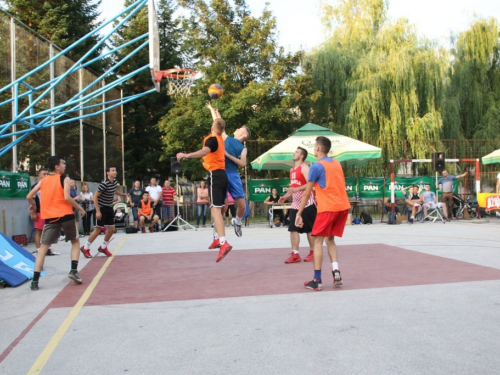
[423, 202, 446, 224]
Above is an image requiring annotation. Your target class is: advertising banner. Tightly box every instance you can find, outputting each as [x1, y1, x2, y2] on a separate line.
[345, 177, 357, 198]
[477, 193, 500, 212]
[0, 171, 30, 199]
[248, 179, 290, 202]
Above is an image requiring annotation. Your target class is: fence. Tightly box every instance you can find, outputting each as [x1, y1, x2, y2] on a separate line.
[0, 9, 124, 183]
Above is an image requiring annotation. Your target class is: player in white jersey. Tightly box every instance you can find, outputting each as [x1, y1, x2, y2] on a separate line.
[279, 147, 317, 263]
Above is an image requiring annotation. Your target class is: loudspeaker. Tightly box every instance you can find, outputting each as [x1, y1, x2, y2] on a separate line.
[171, 157, 182, 175]
[431, 152, 445, 172]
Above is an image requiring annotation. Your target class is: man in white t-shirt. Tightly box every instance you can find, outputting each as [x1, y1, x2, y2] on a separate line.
[146, 177, 163, 222]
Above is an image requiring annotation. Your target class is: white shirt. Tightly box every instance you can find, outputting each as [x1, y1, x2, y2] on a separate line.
[146, 185, 162, 200]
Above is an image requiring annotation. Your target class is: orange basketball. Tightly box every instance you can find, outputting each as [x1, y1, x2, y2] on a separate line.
[208, 83, 224, 99]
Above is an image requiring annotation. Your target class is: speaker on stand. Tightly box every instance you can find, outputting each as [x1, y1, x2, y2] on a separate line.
[163, 157, 196, 231]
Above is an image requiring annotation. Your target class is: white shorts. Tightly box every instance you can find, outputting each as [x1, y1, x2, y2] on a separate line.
[424, 202, 443, 209]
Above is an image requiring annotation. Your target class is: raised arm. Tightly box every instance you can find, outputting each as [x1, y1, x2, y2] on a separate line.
[205, 102, 222, 121]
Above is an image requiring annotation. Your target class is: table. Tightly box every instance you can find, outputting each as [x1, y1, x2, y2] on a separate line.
[268, 203, 291, 227]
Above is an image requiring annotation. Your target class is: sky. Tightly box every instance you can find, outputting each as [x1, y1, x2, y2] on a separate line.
[98, 0, 500, 53]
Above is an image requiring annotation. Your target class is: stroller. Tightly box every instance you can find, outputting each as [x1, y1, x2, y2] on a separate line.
[113, 202, 129, 231]
[452, 193, 477, 219]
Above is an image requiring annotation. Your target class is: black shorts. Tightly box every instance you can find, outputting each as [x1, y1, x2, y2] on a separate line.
[225, 204, 236, 217]
[208, 169, 227, 207]
[96, 206, 115, 227]
[288, 205, 317, 234]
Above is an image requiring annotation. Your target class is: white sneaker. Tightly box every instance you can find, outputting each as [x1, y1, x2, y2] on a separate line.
[58, 235, 65, 241]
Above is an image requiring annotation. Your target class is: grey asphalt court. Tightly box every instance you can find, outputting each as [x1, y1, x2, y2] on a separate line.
[1, 218, 500, 375]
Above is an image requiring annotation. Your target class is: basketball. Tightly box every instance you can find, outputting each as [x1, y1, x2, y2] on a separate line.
[208, 83, 224, 99]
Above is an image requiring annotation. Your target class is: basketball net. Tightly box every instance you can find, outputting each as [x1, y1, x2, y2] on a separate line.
[161, 69, 197, 97]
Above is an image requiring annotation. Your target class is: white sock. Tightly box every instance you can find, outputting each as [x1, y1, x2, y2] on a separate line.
[292, 250, 299, 254]
[102, 241, 108, 248]
[235, 216, 243, 225]
[219, 236, 226, 245]
[84, 241, 91, 250]
[332, 262, 339, 271]
[213, 232, 219, 240]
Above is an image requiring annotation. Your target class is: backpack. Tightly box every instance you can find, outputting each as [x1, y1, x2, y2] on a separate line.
[360, 211, 372, 225]
[352, 217, 361, 225]
[387, 211, 397, 225]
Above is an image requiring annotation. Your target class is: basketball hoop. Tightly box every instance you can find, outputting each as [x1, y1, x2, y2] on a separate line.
[154, 68, 197, 97]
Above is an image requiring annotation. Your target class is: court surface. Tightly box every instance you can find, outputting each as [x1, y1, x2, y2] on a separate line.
[1, 220, 500, 374]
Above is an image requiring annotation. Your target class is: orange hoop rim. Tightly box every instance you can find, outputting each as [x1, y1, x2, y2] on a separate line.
[163, 68, 197, 79]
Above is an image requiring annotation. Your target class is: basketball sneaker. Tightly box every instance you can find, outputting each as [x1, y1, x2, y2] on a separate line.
[68, 270, 83, 284]
[80, 246, 92, 259]
[208, 238, 220, 249]
[303, 250, 314, 262]
[304, 279, 322, 291]
[231, 218, 242, 237]
[216, 242, 232, 263]
[149, 226, 154, 233]
[30, 280, 39, 291]
[98, 246, 112, 257]
[141, 227, 146, 233]
[332, 269, 343, 287]
[284, 252, 301, 263]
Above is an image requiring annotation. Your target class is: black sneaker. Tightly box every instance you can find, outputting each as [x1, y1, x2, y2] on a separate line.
[409, 218, 414, 224]
[68, 270, 83, 284]
[30, 280, 39, 291]
[304, 278, 322, 291]
[231, 218, 242, 237]
[332, 269, 343, 287]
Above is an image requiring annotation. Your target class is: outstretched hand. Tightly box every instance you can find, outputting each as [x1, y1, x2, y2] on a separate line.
[176, 152, 187, 161]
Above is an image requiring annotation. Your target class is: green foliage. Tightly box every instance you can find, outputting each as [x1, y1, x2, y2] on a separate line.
[159, 0, 318, 180]
[5, 0, 106, 72]
[111, 0, 183, 182]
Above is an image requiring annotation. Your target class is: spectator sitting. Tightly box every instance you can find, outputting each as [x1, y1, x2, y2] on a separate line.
[401, 185, 422, 223]
[264, 188, 284, 225]
[421, 183, 449, 221]
[138, 191, 159, 233]
[384, 197, 401, 214]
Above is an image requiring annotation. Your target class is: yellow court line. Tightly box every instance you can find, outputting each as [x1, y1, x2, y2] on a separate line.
[27, 236, 128, 375]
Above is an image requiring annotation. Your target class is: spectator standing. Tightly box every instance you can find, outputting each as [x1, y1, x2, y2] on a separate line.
[146, 177, 163, 225]
[196, 181, 210, 228]
[161, 180, 177, 227]
[128, 180, 144, 232]
[438, 169, 467, 219]
[80, 184, 95, 235]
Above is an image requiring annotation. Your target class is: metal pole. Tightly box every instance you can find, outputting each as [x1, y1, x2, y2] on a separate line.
[79, 68, 84, 181]
[121, 88, 125, 186]
[102, 79, 106, 179]
[50, 45, 55, 155]
[10, 17, 16, 171]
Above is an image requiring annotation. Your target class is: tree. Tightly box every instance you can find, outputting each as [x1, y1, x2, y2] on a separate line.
[4, 0, 106, 72]
[111, 0, 184, 182]
[160, 0, 318, 180]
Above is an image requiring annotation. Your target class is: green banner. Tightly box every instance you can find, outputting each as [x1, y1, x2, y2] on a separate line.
[358, 178, 385, 198]
[345, 177, 357, 198]
[248, 179, 290, 202]
[0, 171, 31, 199]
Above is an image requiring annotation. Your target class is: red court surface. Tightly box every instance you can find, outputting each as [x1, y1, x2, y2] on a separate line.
[49, 244, 500, 308]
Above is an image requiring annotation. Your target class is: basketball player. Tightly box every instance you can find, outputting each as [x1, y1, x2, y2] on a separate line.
[176, 115, 232, 263]
[279, 147, 317, 263]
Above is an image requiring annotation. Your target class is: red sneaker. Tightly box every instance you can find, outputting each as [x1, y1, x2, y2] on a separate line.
[284, 252, 301, 263]
[208, 238, 220, 249]
[303, 250, 314, 262]
[141, 227, 146, 233]
[216, 242, 232, 263]
[149, 226, 154, 233]
[80, 246, 92, 259]
[98, 246, 112, 257]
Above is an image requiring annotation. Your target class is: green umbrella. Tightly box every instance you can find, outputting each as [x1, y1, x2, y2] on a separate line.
[482, 149, 500, 164]
[251, 123, 381, 171]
